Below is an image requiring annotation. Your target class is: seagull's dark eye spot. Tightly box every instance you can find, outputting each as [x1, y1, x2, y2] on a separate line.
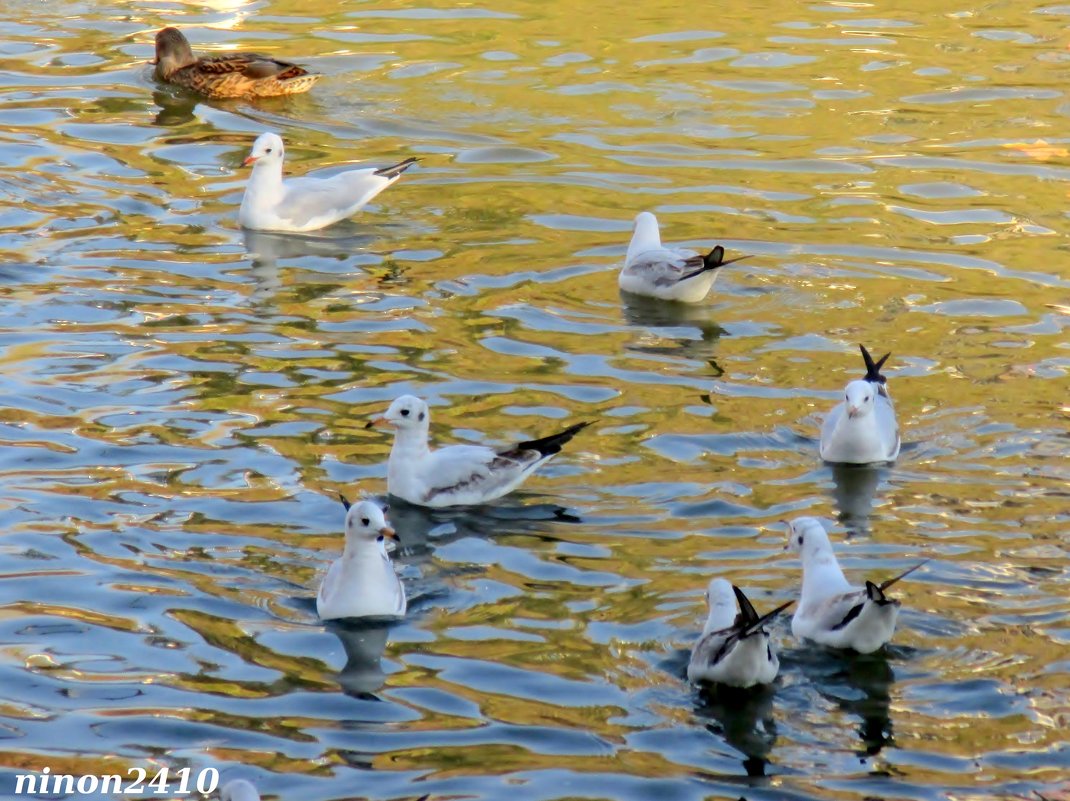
[865, 395, 870, 402]
[265, 148, 272, 153]
[797, 535, 803, 545]
[418, 411, 425, 421]
[400, 408, 410, 417]
[381, 504, 389, 514]
[361, 517, 370, 526]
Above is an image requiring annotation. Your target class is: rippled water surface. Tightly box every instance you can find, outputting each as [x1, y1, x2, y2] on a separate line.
[1, 1, 1069, 799]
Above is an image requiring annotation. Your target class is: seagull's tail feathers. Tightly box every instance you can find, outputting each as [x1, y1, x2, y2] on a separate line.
[860, 343, 891, 385]
[678, 247, 751, 281]
[878, 559, 929, 593]
[374, 157, 419, 179]
[515, 421, 591, 458]
[732, 585, 793, 636]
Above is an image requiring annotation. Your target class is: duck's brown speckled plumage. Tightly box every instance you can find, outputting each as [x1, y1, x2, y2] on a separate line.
[152, 27, 320, 99]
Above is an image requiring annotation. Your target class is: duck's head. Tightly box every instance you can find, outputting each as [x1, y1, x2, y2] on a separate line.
[243, 132, 285, 169]
[365, 394, 430, 434]
[153, 27, 195, 76]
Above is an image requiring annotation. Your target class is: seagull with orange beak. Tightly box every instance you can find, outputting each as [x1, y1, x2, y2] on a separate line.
[238, 132, 417, 233]
[317, 495, 406, 621]
[818, 344, 900, 464]
[366, 394, 590, 508]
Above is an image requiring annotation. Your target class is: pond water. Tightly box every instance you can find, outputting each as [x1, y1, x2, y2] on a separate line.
[0, 1, 1068, 799]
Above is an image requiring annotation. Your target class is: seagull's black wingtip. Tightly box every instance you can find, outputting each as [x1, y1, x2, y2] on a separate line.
[374, 157, 419, 179]
[859, 343, 891, 384]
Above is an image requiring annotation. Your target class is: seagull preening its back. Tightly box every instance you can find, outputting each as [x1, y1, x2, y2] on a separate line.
[619, 211, 748, 303]
[238, 132, 417, 232]
[819, 344, 901, 465]
[316, 495, 407, 621]
[687, 578, 793, 688]
[365, 395, 590, 508]
[784, 517, 927, 653]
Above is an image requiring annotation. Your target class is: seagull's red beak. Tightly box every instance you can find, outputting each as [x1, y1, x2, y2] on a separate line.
[364, 416, 395, 429]
[379, 525, 398, 540]
[243, 155, 258, 167]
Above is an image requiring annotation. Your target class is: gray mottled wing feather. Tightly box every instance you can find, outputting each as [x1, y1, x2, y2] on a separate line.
[626, 248, 703, 287]
[317, 560, 342, 609]
[689, 629, 734, 671]
[421, 444, 531, 503]
[279, 169, 386, 229]
[820, 402, 844, 446]
[875, 396, 899, 458]
[379, 550, 406, 616]
[807, 589, 867, 631]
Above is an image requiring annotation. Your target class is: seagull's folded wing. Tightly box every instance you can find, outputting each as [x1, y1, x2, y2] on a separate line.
[419, 444, 528, 504]
[807, 588, 869, 632]
[625, 249, 701, 286]
[280, 169, 388, 230]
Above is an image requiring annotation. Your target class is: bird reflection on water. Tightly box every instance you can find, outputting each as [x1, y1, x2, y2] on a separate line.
[693, 682, 779, 779]
[790, 646, 896, 757]
[620, 292, 728, 361]
[829, 463, 884, 536]
[325, 619, 392, 699]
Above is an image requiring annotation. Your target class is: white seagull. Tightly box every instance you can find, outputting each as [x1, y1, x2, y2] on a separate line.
[317, 495, 407, 621]
[687, 578, 793, 688]
[619, 211, 748, 303]
[819, 344, 901, 465]
[238, 132, 417, 233]
[220, 780, 261, 801]
[365, 395, 590, 508]
[785, 517, 927, 653]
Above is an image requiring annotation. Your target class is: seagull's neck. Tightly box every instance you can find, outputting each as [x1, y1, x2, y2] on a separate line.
[342, 536, 385, 562]
[245, 161, 284, 206]
[388, 426, 431, 466]
[801, 548, 851, 600]
[701, 601, 736, 635]
[626, 218, 663, 264]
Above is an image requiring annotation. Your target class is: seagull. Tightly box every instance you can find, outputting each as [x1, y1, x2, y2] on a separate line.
[619, 211, 748, 303]
[317, 495, 407, 621]
[687, 579, 793, 688]
[365, 395, 590, 508]
[784, 517, 927, 653]
[152, 27, 320, 99]
[219, 780, 261, 801]
[819, 344, 901, 465]
[238, 132, 417, 232]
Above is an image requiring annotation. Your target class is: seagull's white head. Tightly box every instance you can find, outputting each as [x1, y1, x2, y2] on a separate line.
[341, 497, 397, 543]
[367, 394, 430, 433]
[627, 211, 663, 263]
[219, 779, 261, 801]
[784, 517, 833, 561]
[244, 132, 285, 169]
[843, 379, 876, 420]
[704, 577, 735, 611]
